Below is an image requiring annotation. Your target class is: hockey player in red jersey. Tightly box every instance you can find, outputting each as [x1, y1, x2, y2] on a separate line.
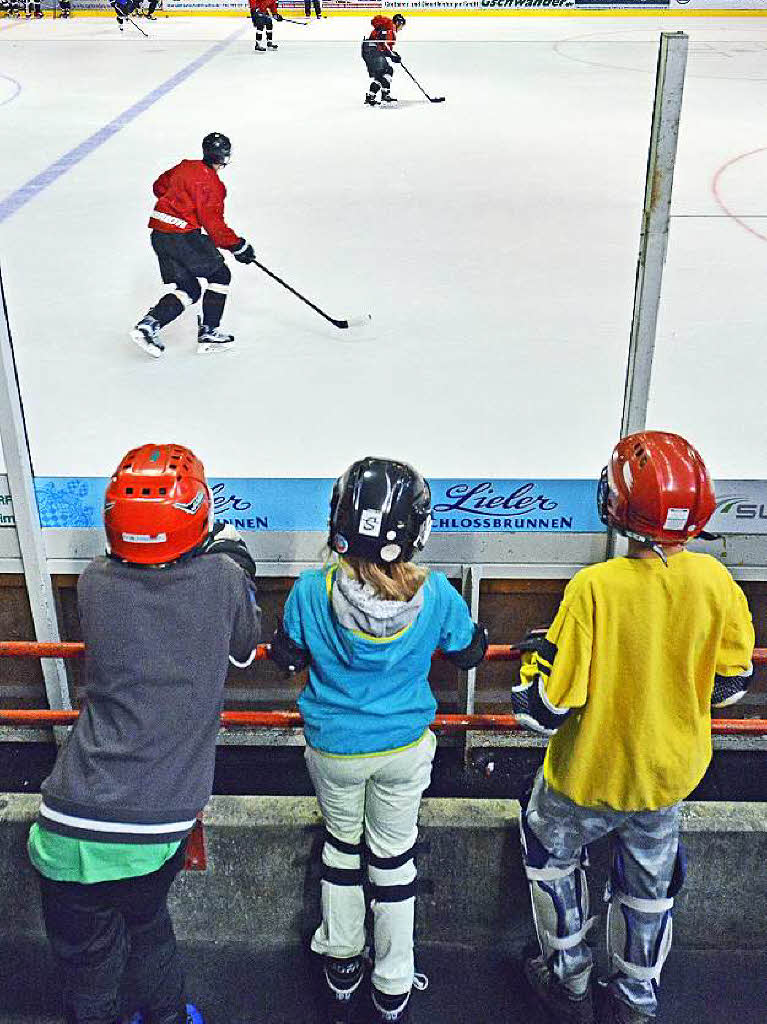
[361, 12, 405, 106]
[249, 0, 283, 52]
[129, 133, 256, 358]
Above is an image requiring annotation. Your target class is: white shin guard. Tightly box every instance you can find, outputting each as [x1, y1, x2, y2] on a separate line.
[605, 885, 674, 984]
[520, 813, 596, 988]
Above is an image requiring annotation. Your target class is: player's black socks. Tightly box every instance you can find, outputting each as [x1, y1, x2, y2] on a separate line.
[201, 291, 226, 330]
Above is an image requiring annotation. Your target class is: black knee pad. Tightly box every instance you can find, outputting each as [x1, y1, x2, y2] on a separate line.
[208, 262, 231, 287]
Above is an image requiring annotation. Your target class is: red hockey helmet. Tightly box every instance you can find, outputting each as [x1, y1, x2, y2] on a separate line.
[104, 444, 212, 564]
[597, 431, 716, 546]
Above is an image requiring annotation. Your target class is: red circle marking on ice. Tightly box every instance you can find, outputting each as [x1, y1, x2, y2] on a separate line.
[712, 147, 767, 244]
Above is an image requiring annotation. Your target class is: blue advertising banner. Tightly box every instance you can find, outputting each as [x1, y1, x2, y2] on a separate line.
[33, 477, 605, 533]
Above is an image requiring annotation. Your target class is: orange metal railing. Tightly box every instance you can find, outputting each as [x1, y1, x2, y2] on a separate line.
[0, 642, 764, 735]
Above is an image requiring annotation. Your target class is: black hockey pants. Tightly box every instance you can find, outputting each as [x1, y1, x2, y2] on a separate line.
[37, 841, 187, 1024]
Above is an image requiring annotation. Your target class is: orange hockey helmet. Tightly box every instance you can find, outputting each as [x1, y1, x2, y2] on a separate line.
[104, 444, 212, 564]
[597, 430, 716, 547]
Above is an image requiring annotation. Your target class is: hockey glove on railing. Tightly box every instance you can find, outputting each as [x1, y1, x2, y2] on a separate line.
[269, 622, 311, 675]
[444, 624, 489, 670]
[231, 239, 257, 264]
[390, 51, 402, 63]
[200, 522, 258, 588]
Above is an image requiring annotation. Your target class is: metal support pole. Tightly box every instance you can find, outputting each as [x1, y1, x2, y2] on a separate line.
[610, 31, 688, 557]
[458, 564, 481, 766]
[0, 265, 71, 718]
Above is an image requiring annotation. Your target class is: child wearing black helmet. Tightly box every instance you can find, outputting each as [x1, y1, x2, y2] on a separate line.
[270, 457, 487, 1024]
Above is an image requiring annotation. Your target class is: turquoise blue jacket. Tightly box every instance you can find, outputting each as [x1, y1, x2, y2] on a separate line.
[285, 567, 476, 755]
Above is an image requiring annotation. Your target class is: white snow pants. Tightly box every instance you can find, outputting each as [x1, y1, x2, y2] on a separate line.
[305, 729, 436, 996]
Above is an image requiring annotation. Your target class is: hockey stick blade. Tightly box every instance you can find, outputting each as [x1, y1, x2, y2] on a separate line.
[430, 96, 446, 103]
[332, 314, 372, 330]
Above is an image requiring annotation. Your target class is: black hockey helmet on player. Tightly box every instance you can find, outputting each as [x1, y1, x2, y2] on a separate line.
[392, 12, 406, 26]
[202, 132, 232, 168]
[329, 457, 431, 565]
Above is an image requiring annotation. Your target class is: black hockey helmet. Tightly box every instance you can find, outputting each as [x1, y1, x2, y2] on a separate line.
[392, 12, 405, 26]
[329, 457, 432, 565]
[202, 132, 232, 167]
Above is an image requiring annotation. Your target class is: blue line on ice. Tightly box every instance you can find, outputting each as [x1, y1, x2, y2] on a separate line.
[0, 25, 246, 224]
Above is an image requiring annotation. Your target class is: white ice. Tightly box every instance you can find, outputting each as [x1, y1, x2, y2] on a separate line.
[0, 14, 765, 479]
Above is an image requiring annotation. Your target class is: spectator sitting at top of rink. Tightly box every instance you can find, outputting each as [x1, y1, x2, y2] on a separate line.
[27, 443, 262, 1024]
[269, 456, 488, 1024]
[129, 132, 258, 357]
[510, 430, 755, 1024]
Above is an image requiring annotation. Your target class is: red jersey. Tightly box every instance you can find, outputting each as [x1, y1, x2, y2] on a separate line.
[249, 0, 278, 14]
[369, 15, 397, 53]
[148, 160, 240, 251]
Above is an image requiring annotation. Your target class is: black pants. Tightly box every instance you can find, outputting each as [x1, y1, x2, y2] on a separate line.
[37, 841, 187, 1024]
[304, 0, 320, 16]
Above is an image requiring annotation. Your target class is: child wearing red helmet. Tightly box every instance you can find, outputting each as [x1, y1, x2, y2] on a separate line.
[510, 431, 754, 1024]
[28, 444, 262, 1024]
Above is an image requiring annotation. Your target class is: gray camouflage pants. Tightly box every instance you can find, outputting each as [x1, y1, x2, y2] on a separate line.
[522, 768, 683, 1016]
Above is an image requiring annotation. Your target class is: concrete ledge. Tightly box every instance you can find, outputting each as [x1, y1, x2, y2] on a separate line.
[3, 795, 767, 951]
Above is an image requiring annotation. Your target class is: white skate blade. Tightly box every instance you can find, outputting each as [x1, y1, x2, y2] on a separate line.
[196, 341, 235, 355]
[129, 328, 163, 358]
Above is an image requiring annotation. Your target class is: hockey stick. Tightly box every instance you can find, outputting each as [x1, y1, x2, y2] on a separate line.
[251, 259, 371, 330]
[279, 16, 308, 24]
[399, 61, 445, 103]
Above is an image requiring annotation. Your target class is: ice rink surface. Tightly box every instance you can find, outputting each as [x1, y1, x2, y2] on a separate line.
[0, 14, 765, 478]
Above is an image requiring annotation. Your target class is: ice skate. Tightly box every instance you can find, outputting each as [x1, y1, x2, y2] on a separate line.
[267, 41, 278, 50]
[254, 42, 266, 51]
[129, 316, 164, 358]
[364, 92, 378, 107]
[370, 986, 411, 1024]
[380, 90, 397, 103]
[146, 11, 157, 18]
[322, 955, 363, 1024]
[597, 988, 653, 1024]
[524, 955, 594, 1024]
[197, 319, 234, 355]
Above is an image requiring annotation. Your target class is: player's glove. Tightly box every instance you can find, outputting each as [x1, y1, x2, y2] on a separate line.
[201, 522, 258, 588]
[390, 50, 402, 63]
[274, 11, 283, 20]
[232, 239, 257, 264]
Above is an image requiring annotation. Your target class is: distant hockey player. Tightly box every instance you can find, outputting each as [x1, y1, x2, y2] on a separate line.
[26, 0, 43, 17]
[511, 431, 755, 1024]
[249, 0, 282, 52]
[58, 0, 71, 16]
[304, 0, 321, 19]
[361, 12, 405, 106]
[130, 133, 257, 358]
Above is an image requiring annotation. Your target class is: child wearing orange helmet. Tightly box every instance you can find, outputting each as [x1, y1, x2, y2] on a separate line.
[511, 431, 754, 1024]
[28, 444, 262, 1024]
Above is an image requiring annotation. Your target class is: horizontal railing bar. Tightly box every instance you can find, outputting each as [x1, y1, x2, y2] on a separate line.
[0, 641, 766, 664]
[1, 709, 765, 735]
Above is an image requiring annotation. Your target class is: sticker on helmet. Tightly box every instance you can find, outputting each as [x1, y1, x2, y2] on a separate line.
[173, 489, 205, 515]
[663, 508, 690, 531]
[623, 463, 633, 490]
[359, 509, 383, 537]
[122, 532, 168, 544]
[380, 543, 401, 562]
[334, 534, 349, 554]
